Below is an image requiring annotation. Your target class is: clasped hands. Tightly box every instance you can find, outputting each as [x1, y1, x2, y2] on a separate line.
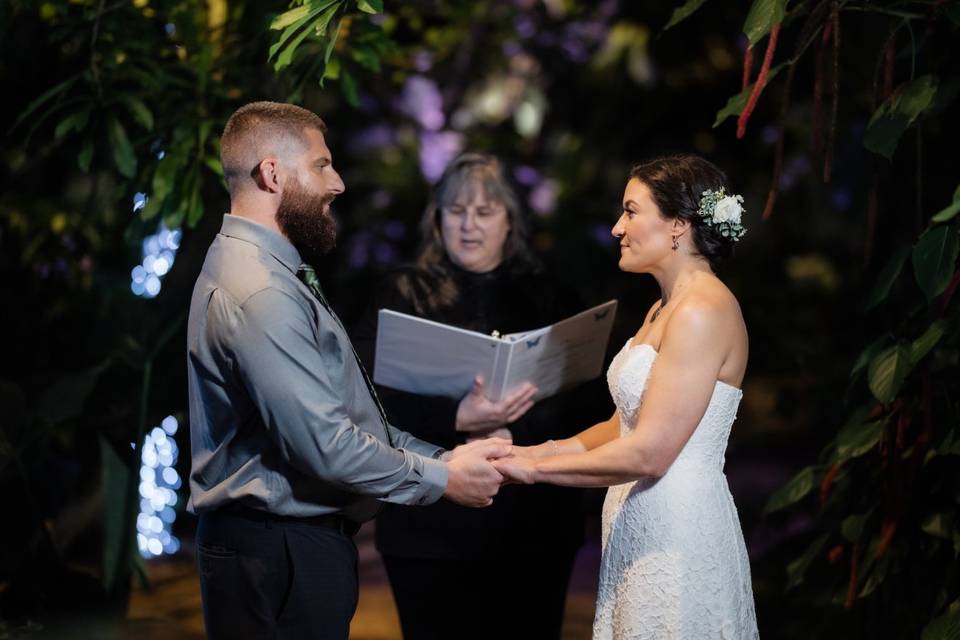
[442, 377, 551, 507]
[442, 437, 551, 508]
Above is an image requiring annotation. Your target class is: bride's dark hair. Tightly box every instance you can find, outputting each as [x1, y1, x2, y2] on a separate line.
[629, 154, 736, 270]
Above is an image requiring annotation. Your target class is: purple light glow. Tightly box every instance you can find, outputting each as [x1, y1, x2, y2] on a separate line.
[591, 223, 613, 247]
[398, 76, 445, 132]
[419, 131, 465, 183]
[513, 165, 541, 186]
[529, 179, 558, 216]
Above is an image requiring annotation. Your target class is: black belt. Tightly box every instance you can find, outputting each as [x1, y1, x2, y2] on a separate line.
[220, 503, 361, 537]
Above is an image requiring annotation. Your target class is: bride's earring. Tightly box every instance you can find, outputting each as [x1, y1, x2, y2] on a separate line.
[671, 235, 679, 251]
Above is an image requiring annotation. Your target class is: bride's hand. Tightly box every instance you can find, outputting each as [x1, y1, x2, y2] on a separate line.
[455, 376, 537, 433]
[492, 455, 538, 485]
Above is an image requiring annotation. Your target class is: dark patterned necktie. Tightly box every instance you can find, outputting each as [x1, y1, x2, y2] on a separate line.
[297, 264, 393, 447]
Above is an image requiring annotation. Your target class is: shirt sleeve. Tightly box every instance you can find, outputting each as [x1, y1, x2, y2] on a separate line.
[209, 286, 447, 507]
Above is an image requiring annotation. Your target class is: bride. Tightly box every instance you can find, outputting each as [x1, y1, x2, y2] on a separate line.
[495, 154, 758, 639]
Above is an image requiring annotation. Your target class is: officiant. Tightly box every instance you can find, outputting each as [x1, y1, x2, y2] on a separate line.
[354, 153, 604, 640]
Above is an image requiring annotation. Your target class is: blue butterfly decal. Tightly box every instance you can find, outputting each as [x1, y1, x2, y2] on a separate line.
[525, 336, 542, 348]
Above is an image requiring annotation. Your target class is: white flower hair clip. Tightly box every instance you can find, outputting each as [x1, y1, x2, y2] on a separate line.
[698, 188, 747, 242]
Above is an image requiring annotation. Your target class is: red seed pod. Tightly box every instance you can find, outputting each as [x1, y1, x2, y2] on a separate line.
[737, 23, 782, 139]
[742, 45, 755, 90]
[876, 518, 897, 558]
[828, 544, 845, 564]
[882, 37, 895, 100]
[845, 542, 861, 608]
[819, 462, 841, 507]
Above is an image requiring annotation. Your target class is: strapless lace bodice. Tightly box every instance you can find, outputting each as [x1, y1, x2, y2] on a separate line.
[593, 339, 758, 639]
[606, 341, 743, 469]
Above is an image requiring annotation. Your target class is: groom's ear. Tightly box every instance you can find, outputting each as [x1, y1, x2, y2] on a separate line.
[253, 157, 283, 194]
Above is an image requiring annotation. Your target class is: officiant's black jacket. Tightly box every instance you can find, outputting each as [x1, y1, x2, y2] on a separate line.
[354, 257, 606, 559]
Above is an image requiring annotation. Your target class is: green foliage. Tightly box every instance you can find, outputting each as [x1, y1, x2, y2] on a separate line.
[663, 0, 710, 31]
[765, 465, 818, 513]
[743, 0, 787, 46]
[713, 64, 787, 127]
[663, 0, 960, 634]
[913, 222, 960, 301]
[865, 75, 939, 160]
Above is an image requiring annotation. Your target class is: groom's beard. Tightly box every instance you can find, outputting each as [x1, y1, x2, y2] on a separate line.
[276, 178, 337, 263]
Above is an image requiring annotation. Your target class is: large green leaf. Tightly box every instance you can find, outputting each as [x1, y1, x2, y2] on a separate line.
[858, 553, 889, 598]
[100, 435, 132, 593]
[269, 0, 339, 66]
[106, 116, 137, 178]
[868, 344, 911, 404]
[271, 3, 314, 30]
[922, 512, 955, 540]
[357, 0, 383, 13]
[841, 513, 867, 542]
[932, 185, 960, 224]
[911, 320, 946, 366]
[765, 466, 817, 513]
[864, 245, 911, 310]
[120, 95, 154, 131]
[835, 420, 884, 461]
[786, 533, 829, 590]
[743, 0, 787, 45]
[864, 75, 939, 160]
[713, 63, 787, 128]
[912, 221, 960, 301]
[36, 363, 107, 426]
[141, 154, 180, 221]
[663, 0, 709, 31]
[54, 108, 91, 139]
[851, 336, 891, 377]
[922, 600, 960, 640]
[77, 140, 94, 172]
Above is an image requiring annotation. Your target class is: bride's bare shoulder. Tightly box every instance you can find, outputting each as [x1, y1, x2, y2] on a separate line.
[670, 278, 744, 334]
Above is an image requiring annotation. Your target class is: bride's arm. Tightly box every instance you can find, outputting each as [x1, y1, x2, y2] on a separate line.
[498, 300, 731, 487]
[517, 411, 620, 459]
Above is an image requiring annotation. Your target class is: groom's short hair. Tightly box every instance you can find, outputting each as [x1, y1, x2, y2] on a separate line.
[220, 101, 327, 194]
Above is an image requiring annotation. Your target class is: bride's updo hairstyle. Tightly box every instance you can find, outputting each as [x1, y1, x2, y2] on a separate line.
[629, 154, 736, 271]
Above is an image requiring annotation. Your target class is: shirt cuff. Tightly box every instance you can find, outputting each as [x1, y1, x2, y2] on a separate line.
[414, 455, 448, 505]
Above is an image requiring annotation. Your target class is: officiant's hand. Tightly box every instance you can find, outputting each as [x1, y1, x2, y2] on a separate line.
[466, 427, 513, 444]
[455, 375, 537, 433]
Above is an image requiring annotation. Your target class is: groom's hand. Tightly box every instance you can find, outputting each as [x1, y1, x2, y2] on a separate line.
[455, 376, 537, 433]
[443, 440, 511, 507]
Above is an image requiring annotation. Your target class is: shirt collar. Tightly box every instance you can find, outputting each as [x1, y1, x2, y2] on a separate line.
[219, 214, 303, 275]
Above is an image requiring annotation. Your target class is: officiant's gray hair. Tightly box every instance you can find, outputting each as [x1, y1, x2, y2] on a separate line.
[416, 153, 536, 271]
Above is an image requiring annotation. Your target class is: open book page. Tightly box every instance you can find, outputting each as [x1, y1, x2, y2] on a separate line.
[373, 310, 507, 400]
[373, 300, 618, 402]
[498, 300, 618, 401]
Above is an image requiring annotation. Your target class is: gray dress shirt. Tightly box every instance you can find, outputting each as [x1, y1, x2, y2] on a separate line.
[187, 214, 448, 522]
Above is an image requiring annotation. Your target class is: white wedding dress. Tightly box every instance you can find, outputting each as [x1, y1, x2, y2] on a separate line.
[593, 340, 758, 639]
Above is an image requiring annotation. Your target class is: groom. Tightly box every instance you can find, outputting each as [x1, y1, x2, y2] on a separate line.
[186, 101, 509, 640]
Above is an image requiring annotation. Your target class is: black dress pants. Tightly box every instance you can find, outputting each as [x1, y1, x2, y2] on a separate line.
[382, 547, 578, 640]
[196, 509, 359, 640]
